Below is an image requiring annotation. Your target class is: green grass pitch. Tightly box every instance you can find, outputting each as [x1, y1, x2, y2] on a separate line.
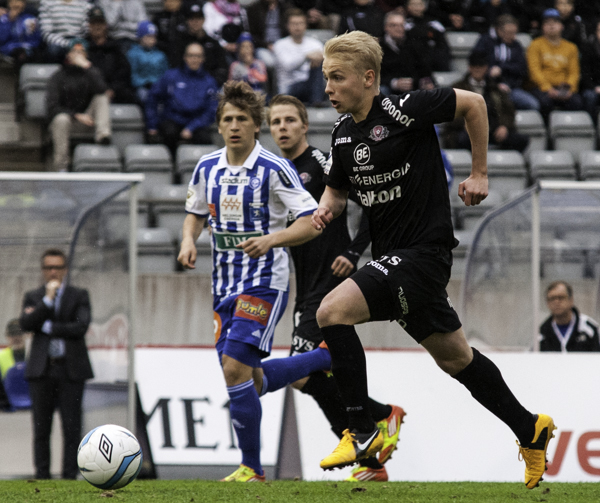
[1, 480, 600, 502]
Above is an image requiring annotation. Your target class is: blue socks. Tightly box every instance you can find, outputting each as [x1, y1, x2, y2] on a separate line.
[227, 379, 263, 475]
[261, 347, 331, 395]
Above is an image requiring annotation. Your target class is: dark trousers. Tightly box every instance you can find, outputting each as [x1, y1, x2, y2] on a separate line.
[530, 88, 584, 123]
[457, 129, 530, 153]
[288, 66, 326, 106]
[28, 360, 85, 479]
[158, 119, 213, 159]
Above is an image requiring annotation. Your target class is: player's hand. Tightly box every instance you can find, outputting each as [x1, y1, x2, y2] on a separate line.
[311, 207, 333, 231]
[458, 174, 488, 206]
[237, 235, 274, 258]
[331, 255, 354, 277]
[74, 113, 94, 127]
[178, 239, 197, 269]
[180, 128, 192, 140]
[45, 280, 61, 300]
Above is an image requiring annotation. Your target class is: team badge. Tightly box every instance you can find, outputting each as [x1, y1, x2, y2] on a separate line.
[249, 177, 261, 189]
[369, 125, 389, 142]
[300, 172, 312, 185]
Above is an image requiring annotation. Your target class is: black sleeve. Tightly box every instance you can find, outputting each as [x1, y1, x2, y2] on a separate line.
[19, 292, 52, 333]
[51, 289, 92, 340]
[325, 145, 351, 191]
[392, 87, 457, 128]
[88, 66, 108, 95]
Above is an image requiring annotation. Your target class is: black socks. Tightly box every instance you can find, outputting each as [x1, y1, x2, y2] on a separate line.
[453, 347, 536, 444]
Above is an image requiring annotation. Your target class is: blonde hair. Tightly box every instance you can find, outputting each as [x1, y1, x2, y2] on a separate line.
[324, 31, 383, 87]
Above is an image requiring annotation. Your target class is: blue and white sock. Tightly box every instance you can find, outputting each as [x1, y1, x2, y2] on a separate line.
[261, 347, 331, 395]
[227, 379, 263, 475]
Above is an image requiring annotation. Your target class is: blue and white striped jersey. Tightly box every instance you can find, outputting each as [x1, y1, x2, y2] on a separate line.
[186, 141, 319, 298]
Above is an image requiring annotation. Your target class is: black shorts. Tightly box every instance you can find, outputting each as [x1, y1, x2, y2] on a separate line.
[289, 300, 323, 356]
[351, 248, 462, 343]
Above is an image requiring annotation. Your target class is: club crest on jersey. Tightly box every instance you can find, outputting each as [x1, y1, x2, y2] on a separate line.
[369, 125, 389, 142]
[249, 176, 261, 189]
[300, 172, 312, 185]
[235, 294, 273, 326]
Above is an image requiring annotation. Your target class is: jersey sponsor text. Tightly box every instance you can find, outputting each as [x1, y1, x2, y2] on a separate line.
[381, 97, 415, 126]
[356, 186, 402, 207]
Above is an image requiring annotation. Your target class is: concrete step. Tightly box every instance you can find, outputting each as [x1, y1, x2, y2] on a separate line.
[0, 141, 44, 166]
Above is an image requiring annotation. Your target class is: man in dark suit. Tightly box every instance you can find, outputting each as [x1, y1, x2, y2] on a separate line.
[20, 249, 94, 480]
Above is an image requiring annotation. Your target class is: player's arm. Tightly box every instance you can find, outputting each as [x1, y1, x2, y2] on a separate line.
[453, 88, 489, 207]
[331, 207, 370, 277]
[178, 213, 206, 269]
[312, 185, 348, 231]
[239, 215, 321, 259]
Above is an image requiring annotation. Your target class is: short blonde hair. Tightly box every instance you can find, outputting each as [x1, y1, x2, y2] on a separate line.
[324, 31, 383, 87]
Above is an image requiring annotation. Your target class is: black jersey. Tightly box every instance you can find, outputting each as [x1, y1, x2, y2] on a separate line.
[290, 145, 370, 306]
[326, 89, 458, 259]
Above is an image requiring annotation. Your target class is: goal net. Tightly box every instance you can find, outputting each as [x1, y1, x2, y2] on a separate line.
[460, 181, 600, 350]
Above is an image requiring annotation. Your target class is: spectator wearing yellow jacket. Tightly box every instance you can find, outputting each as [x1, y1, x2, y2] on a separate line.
[526, 8, 583, 121]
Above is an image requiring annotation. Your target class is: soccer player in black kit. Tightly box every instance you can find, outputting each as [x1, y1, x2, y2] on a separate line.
[310, 31, 556, 489]
[268, 94, 406, 482]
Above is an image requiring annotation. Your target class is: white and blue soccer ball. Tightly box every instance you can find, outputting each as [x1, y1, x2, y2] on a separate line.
[77, 424, 143, 489]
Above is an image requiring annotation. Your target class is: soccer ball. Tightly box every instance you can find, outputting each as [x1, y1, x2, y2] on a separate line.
[77, 424, 143, 489]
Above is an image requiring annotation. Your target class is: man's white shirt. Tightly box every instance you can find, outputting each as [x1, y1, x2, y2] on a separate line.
[272, 35, 323, 94]
[186, 141, 318, 298]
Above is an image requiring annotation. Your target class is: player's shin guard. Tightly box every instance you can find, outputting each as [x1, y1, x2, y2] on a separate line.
[260, 347, 331, 395]
[227, 379, 263, 476]
[452, 347, 536, 444]
[321, 324, 373, 433]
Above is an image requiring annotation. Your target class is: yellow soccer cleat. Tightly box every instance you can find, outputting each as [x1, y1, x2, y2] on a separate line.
[320, 428, 383, 470]
[345, 465, 389, 482]
[220, 464, 266, 482]
[377, 405, 406, 464]
[517, 414, 557, 489]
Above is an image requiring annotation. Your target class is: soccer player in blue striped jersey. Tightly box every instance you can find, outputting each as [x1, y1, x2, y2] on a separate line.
[178, 81, 331, 482]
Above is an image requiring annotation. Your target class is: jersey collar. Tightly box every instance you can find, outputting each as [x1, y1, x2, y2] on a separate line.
[215, 140, 262, 174]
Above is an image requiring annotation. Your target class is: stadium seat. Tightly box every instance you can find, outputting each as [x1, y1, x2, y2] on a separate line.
[72, 144, 122, 172]
[456, 189, 502, 231]
[487, 150, 528, 199]
[175, 144, 217, 183]
[3, 362, 31, 410]
[306, 29, 335, 44]
[579, 151, 600, 180]
[446, 32, 480, 73]
[443, 149, 472, 178]
[148, 184, 187, 238]
[529, 150, 576, 181]
[110, 104, 145, 155]
[137, 227, 176, 273]
[515, 110, 547, 158]
[124, 144, 173, 189]
[515, 33, 532, 50]
[432, 71, 463, 88]
[18, 64, 60, 119]
[549, 110, 595, 158]
[100, 190, 150, 244]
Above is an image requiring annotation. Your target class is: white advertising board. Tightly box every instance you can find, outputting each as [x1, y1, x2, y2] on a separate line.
[136, 348, 287, 466]
[296, 351, 600, 482]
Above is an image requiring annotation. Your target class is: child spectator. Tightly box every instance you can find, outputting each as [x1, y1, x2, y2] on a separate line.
[228, 32, 268, 93]
[0, 0, 41, 71]
[127, 20, 168, 104]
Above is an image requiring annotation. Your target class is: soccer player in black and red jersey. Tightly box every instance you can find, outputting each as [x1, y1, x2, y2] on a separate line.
[268, 94, 406, 482]
[310, 30, 556, 489]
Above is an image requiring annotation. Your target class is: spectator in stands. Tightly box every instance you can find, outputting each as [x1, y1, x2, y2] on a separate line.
[86, 7, 136, 104]
[554, 0, 585, 50]
[170, 3, 229, 86]
[539, 280, 600, 352]
[203, 0, 249, 49]
[404, 0, 452, 71]
[380, 11, 434, 95]
[445, 51, 529, 153]
[20, 248, 93, 479]
[39, 0, 90, 63]
[337, 0, 385, 38]
[145, 42, 217, 157]
[46, 38, 111, 171]
[228, 32, 268, 94]
[152, 0, 186, 57]
[468, 0, 514, 34]
[0, 319, 28, 382]
[575, 1, 600, 38]
[580, 19, 600, 124]
[127, 21, 168, 105]
[473, 14, 540, 111]
[273, 8, 325, 106]
[246, 0, 291, 70]
[527, 8, 583, 122]
[0, 0, 41, 72]
[98, 0, 148, 52]
[291, 0, 334, 30]
[428, 0, 472, 32]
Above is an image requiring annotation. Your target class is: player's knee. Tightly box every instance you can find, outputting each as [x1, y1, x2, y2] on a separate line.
[434, 352, 473, 376]
[221, 355, 251, 386]
[316, 298, 338, 327]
